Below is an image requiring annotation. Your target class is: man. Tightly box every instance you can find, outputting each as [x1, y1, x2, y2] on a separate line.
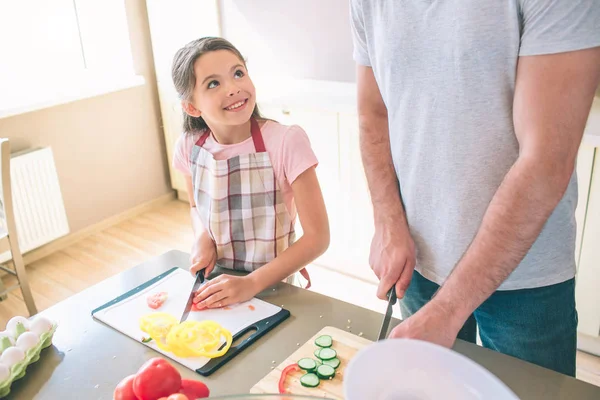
[350, 0, 600, 376]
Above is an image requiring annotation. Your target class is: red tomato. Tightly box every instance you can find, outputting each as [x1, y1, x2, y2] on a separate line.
[133, 358, 182, 400]
[147, 292, 168, 309]
[167, 395, 188, 400]
[114, 374, 138, 400]
[179, 379, 210, 399]
[190, 303, 207, 312]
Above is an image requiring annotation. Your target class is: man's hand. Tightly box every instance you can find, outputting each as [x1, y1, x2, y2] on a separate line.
[370, 224, 416, 300]
[389, 299, 463, 348]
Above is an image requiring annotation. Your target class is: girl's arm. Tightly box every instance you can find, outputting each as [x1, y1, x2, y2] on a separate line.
[185, 175, 217, 276]
[194, 167, 329, 307]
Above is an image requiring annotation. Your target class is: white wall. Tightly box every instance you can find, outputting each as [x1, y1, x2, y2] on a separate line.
[219, 0, 355, 83]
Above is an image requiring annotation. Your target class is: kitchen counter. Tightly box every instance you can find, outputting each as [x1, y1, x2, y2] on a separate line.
[7, 250, 600, 399]
[583, 96, 600, 148]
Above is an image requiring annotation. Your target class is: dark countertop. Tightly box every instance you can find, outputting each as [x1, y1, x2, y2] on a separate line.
[7, 250, 600, 399]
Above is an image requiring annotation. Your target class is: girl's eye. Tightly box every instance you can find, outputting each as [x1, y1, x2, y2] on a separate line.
[234, 69, 245, 78]
[208, 80, 219, 89]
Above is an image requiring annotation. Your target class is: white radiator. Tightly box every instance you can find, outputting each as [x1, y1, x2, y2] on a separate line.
[0, 147, 69, 263]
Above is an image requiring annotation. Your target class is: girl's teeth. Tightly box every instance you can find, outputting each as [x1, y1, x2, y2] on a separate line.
[226, 101, 244, 110]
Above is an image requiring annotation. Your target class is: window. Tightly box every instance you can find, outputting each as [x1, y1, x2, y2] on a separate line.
[0, 0, 141, 117]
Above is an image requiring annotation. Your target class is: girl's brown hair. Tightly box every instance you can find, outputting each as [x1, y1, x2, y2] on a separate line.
[171, 37, 263, 133]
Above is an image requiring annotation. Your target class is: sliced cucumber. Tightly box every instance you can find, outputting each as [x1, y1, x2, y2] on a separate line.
[318, 347, 337, 360]
[300, 373, 320, 388]
[298, 357, 317, 372]
[314, 348, 322, 359]
[322, 357, 340, 369]
[315, 334, 333, 348]
[316, 364, 336, 380]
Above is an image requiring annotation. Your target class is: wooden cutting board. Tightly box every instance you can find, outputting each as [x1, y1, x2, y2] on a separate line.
[250, 326, 372, 399]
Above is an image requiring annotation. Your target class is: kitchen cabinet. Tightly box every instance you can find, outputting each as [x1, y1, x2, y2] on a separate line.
[575, 97, 600, 355]
[146, 0, 221, 199]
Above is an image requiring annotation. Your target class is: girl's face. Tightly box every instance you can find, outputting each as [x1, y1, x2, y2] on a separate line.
[186, 49, 256, 128]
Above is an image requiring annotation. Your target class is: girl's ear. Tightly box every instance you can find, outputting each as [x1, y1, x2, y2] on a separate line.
[182, 101, 201, 117]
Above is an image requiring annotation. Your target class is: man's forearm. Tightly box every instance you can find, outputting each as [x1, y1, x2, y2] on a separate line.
[434, 157, 574, 325]
[359, 114, 407, 226]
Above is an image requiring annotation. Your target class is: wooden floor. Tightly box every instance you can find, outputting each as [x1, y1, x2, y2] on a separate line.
[1, 199, 599, 388]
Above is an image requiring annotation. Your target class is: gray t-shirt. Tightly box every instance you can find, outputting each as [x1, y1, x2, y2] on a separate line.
[350, 0, 600, 290]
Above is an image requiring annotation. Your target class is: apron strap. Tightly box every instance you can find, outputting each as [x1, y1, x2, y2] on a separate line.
[250, 117, 266, 153]
[195, 131, 210, 147]
[195, 118, 266, 153]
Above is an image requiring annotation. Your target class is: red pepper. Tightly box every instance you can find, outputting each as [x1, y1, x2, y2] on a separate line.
[278, 363, 300, 394]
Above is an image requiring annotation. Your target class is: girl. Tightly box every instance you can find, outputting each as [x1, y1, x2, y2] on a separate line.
[171, 37, 330, 309]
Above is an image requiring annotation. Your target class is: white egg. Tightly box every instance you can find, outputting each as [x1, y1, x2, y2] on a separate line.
[16, 332, 39, 353]
[6, 316, 29, 338]
[29, 316, 53, 337]
[0, 347, 24, 369]
[0, 363, 9, 382]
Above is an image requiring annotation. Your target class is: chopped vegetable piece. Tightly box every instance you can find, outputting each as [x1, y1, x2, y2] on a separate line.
[300, 373, 320, 388]
[147, 291, 168, 309]
[315, 335, 332, 348]
[314, 348, 322, 359]
[298, 358, 317, 372]
[316, 364, 336, 380]
[317, 348, 337, 360]
[322, 358, 340, 369]
[278, 363, 300, 394]
[141, 337, 153, 343]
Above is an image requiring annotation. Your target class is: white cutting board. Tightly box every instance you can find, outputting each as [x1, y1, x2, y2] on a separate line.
[93, 267, 283, 372]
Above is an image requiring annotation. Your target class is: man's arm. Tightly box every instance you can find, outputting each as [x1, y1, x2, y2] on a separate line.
[357, 65, 416, 299]
[433, 47, 600, 326]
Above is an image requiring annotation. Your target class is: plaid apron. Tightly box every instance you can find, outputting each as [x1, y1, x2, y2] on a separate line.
[191, 118, 311, 286]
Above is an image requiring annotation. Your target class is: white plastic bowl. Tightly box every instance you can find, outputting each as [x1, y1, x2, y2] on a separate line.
[344, 339, 519, 400]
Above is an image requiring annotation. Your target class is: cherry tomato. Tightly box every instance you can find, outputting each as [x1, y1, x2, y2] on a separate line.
[147, 292, 168, 309]
[167, 395, 189, 400]
[133, 358, 182, 400]
[179, 379, 210, 399]
[113, 374, 138, 400]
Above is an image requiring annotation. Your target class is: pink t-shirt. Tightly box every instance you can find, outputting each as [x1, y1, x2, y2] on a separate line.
[172, 120, 319, 220]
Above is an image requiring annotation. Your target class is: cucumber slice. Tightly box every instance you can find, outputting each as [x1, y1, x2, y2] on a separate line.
[316, 364, 336, 380]
[322, 357, 340, 369]
[314, 348, 322, 359]
[315, 335, 333, 348]
[318, 347, 337, 360]
[298, 357, 317, 371]
[300, 373, 320, 388]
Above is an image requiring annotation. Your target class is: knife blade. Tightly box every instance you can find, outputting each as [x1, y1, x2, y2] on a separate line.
[377, 287, 397, 340]
[179, 269, 205, 323]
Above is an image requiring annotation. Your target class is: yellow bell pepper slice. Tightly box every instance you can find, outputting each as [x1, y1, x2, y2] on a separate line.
[139, 314, 232, 359]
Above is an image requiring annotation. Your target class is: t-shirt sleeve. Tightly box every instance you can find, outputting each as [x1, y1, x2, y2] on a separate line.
[519, 0, 600, 56]
[349, 0, 371, 66]
[282, 125, 319, 185]
[172, 133, 194, 176]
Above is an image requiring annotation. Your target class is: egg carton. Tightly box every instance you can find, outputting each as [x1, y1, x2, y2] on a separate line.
[0, 323, 57, 398]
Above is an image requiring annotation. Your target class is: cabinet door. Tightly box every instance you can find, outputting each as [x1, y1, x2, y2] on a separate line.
[146, 0, 220, 82]
[576, 147, 599, 337]
[575, 145, 595, 266]
[257, 102, 344, 264]
[146, 0, 220, 195]
[336, 112, 377, 283]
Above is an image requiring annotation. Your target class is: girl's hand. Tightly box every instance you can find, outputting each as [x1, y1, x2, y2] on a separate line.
[192, 275, 259, 308]
[190, 232, 217, 277]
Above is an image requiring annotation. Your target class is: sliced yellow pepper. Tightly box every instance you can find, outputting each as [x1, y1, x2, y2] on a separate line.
[139, 313, 232, 359]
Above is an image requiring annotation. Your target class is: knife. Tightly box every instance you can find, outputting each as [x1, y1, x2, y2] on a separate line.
[377, 287, 397, 340]
[179, 269, 205, 323]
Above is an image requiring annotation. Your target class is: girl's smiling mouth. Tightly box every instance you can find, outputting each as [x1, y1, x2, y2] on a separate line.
[224, 98, 248, 111]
